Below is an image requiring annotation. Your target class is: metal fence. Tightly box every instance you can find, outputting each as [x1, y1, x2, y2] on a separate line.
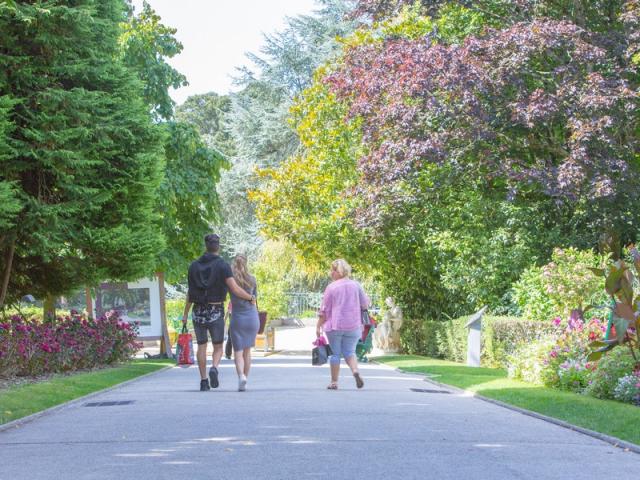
[285, 291, 380, 319]
[285, 292, 323, 318]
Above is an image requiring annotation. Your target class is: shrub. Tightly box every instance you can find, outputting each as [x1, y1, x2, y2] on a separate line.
[399, 319, 443, 357]
[584, 347, 638, 400]
[542, 316, 606, 387]
[508, 337, 557, 385]
[434, 315, 554, 367]
[0, 312, 140, 378]
[512, 248, 607, 322]
[613, 371, 640, 406]
[557, 360, 592, 393]
[507, 315, 606, 389]
[483, 317, 556, 367]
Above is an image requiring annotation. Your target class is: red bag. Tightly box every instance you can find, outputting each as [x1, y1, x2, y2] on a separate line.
[176, 325, 194, 366]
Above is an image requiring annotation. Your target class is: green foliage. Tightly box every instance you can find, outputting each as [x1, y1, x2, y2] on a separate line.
[587, 248, 640, 362]
[584, 347, 638, 400]
[512, 248, 608, 322]
[507, 316, 609, 392]
[399, 318, 442, 357]
[435, 3, 485, 43]
[156, 122, 227, 283]
[0, 97, 20, 233]
[119, 4, 227, 280]
[215, 0, 358, 261]
[252, 240, 323, 319]
[434, 315, 555, 367]
[506, 337, 557, 385]
[0, 0, 165, 305]
[483, 317, 557, 368]
[253, 71, 364, 269]
[175, 92, 235, 156]
[165, 298, 185, 332]
[119, 1, 187, 121]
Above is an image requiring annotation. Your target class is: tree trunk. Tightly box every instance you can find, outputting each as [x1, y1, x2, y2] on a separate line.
[43, 294, 56, 322]
[0, 239, 16, 308]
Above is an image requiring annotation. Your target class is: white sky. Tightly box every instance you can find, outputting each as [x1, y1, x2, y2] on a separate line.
[131, 0, 317, 105]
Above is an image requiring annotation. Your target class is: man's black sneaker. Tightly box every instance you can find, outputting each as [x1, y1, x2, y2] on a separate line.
[200, 379, 210, 391]
[209, 367, 219, 388]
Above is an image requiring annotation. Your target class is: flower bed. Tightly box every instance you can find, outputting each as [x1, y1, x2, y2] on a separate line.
[508, 313, 640, 406]
[0, 312, 141, 378]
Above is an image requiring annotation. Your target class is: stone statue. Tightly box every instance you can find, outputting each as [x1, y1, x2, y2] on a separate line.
[373, 297, 403, 353]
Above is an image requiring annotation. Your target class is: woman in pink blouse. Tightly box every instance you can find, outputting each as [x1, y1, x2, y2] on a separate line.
[316, 259, 370, 390]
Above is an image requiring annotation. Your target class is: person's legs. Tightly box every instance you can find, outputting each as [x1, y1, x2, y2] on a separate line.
[192, 320, 210, 382]
[208, 311, 225, 388]
[212, 343, 223, 368]
[326, 331, 343, 387]
[233, 348, 245, 377]
[234, 348, 249, 392]
[342, 329, 364, 388]
[243, 348, 251, 377]
[196, 343, 208, 380]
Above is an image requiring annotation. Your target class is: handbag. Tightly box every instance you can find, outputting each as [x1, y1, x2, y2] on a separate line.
[361, 309, 372, 326]
[312, 336, 333, 366]
[176, 325, 194, 366]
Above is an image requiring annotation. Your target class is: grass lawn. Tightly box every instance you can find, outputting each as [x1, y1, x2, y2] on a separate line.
[0, 359, 173, 425]
[376, 355, 640, 446]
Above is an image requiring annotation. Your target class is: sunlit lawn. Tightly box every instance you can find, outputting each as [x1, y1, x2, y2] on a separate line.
[0, 359, 173, 425]
[376, 355, 640, 446]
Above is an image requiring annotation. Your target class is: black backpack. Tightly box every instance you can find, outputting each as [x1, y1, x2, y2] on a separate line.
[189, 256, 227, 304]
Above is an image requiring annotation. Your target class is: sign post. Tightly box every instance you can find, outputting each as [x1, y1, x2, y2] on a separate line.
[157, 272, 173, 358]
[465, 306, 487, 367]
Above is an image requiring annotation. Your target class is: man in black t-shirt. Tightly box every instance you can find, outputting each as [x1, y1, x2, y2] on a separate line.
[182, 234, 255, 391]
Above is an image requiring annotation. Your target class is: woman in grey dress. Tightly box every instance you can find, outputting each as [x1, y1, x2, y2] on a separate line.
[230, 255, 259, 391]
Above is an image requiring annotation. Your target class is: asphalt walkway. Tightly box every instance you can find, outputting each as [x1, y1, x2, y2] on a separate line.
[1, 353, 639, 479]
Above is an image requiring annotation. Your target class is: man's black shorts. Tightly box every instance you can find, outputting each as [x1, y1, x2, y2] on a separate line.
[192, 304, 225, 345]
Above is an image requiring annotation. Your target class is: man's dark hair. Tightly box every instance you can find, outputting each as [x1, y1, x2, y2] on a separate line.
[204, 233, 220, 253]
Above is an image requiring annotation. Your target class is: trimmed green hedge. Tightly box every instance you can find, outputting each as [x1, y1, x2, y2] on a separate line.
[400, 315, 556, 368]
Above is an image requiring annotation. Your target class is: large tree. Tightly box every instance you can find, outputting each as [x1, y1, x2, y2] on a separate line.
[256, 1, 640, 318]
[0, 0, 165, 307]
[215, 0, 358, 260]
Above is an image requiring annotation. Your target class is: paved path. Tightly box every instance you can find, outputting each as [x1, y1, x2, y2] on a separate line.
[1, 354, 639, 480]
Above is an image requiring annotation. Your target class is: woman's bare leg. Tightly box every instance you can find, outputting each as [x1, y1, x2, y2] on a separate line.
[233, 349, 245, 377]
[330, 363, 340, 383]
[345, 355, 359, 374]
[243, 348, 251, 377]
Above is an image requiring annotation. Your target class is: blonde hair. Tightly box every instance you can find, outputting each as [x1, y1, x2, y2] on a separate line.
[331, 259, 352, 279]
[232, 255, 255, 292]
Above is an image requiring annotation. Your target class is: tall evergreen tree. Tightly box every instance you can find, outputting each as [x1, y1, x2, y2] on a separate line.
[0, 0, 165, 306]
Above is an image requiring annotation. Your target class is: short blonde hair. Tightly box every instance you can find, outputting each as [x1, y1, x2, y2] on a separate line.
[331, 259, 352, 279]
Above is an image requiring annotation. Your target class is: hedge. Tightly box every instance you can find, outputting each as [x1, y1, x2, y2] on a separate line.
[400, 315, 556, 368]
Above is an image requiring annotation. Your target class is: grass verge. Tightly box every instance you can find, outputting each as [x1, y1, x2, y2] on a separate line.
[376, 355, 640, 446]
[0, 359, 173, 425]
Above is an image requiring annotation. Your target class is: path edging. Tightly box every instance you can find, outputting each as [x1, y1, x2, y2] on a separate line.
[375, 361, 640, 455]
[0, 364, 173, 433]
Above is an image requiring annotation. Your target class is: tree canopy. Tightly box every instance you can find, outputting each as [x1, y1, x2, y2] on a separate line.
[254, 0, 640, 318]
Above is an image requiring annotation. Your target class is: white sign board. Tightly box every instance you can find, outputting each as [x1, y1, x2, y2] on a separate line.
[94, 277, 163, 339]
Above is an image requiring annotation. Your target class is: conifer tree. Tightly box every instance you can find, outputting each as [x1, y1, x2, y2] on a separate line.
[0, 0, 164, 306]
